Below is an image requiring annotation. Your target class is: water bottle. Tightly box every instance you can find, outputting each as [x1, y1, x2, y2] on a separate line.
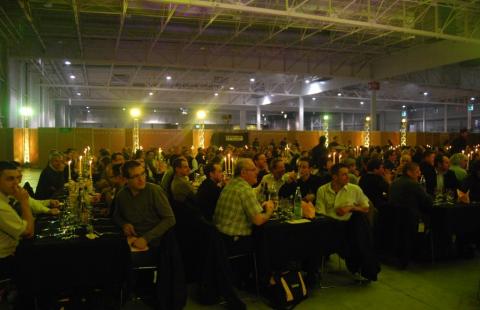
[294, 186, 303, 219]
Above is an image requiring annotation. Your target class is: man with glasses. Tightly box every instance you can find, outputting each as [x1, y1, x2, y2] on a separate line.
[35, 151, 66, 199]
[214, 158, 274, 254]
[113, 160, 185, 309]
[171, 157, 196, 204]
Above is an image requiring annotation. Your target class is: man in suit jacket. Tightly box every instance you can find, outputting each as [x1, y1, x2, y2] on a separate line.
[196, 163, 224, 221]
[422, 154, 458, 196]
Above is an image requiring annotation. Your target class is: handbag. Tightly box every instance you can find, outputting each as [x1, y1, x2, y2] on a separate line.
[267, 271, 308, 310]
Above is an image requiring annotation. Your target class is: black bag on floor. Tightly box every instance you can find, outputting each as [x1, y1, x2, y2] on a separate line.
[267, 271, 308, 310]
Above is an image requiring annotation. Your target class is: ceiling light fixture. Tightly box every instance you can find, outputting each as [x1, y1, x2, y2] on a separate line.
[250, 78, 255, 82]
[471, 97, 475, 101]
[76, 92, 81, 96]
[402, 105, 406, 108]
[64, 60, 71, 66]
[423, 91, 429, 96]
[312, 97, 316, 101]
[69, 75, 76, 80]
[166, 76, 172, 80]
[214, 92, 219, 96]
[86, 106, 89, 109]
[305, 79, 310, 84]
[149, 92, 154, 96]
[337, 93, 342, 96]
[229, 87, 235, 90]
[360, 101, 364, 105]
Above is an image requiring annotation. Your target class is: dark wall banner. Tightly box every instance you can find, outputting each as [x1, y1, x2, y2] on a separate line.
[211, 131, 249, 147]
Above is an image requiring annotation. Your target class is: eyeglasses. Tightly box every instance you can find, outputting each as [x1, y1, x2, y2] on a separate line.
[128, 171, 146, 179]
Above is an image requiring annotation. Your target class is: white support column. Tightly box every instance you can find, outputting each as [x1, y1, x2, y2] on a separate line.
[239, 110, 246, 129]
[444, 105, 448, 132]
[256, 105, 261, 130]
[422, 108, 426, 132]
[370, 89, 377, 130]
[298, 96, 304, 131]
[340, 112, 344, 131]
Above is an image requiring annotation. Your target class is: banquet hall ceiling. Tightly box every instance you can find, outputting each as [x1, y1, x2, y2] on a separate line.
[1, 0, 480, 113]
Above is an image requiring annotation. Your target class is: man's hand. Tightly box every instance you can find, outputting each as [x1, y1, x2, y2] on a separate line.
[285, 172, 297, 183]
[12, 186, 29, 203]
[122, 223, 137, 237]
[352, 206, 369, 213]
[49, 200, 60, 208]
[335, 206, 353, 216]
[132, 237, 148, 250]
[49, 208, 60, 215]
[262, 200, 274, 214]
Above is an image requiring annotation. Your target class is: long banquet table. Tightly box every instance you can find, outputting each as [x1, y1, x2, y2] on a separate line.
[15, 214, 130, 305]
[254, 215, 346, 272]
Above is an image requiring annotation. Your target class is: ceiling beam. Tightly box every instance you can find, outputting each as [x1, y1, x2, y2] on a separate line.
[16, 0, 46, 50]
[156, 0, 480, 45]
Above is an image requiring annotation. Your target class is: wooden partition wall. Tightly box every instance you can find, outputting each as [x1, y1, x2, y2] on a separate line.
[0, 128, 476, 168]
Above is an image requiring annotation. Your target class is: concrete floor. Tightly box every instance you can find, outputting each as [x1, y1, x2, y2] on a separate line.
[23, 169, 480, 310]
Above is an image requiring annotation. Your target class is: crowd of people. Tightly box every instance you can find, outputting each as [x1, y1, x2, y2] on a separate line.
[0, 128, 478, 309]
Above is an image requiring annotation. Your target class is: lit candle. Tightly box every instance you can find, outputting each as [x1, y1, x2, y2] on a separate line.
[333, 152, 336, 164]
[67, 160, 72, 181]
[227, 153, 231, 174]
[78, 156, 83, 178]
[339, 154, 342, 163]
[89, 160, 92, 179]
[224, 156, 227, 173]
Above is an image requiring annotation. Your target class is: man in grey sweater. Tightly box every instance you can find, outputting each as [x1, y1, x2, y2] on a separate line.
[114, 160, 176, 248]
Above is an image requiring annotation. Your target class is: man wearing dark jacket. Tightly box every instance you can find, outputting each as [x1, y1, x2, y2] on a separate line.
[35, 151, 66, 199]
[389, 162, 433, 268]
[196, 163, 224, 221]
[310, 136, 328, 169]
[422, 154, 458, 196]
[450, 128, 468, 155]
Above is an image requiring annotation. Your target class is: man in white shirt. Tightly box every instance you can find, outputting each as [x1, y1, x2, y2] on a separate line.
[316, 163, 379, 282]
[0, 161, 34, 279]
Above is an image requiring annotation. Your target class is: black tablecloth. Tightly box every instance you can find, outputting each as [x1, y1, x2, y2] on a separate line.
[430, 203, 480, 259]
[16, 216, 129, 295]
[255, 216, 346, 271]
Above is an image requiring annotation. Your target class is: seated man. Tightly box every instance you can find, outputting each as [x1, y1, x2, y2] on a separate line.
[358, 159, 390, 210]
[279, 157, 324, 202]
[111, 152, 125, 165]
[389, 162, 433, 268]
[35, 151, 66, 199]
[316, 163, 379, 282]
[102, 163, 127, 216]
[214, 158, 274, 254]
[170, 157, 196, 204]
[426, 154, 458, 197]
[113, 160, 185, 310]
[255, 158, 295, 200]
[11, 161, 60, 216]
[449, 153, 468, 183]
[253, 153, 269, 187]
[196, 163, 225, 221]
[0, 161, 35, 280]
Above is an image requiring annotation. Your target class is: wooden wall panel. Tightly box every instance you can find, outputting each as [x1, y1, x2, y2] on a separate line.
[56, 128, 75, 153]
[0, 128, 14, 161]
[37, 128, 57, 168]
[139, 129, 193, 150]
[74, 128, 94, 152]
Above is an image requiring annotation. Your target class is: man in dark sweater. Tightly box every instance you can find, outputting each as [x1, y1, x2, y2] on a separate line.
[422, 153, 458, 196]
[310, 136, 328, 169]
[196, 163, 224, 221]
[35, 151, 66, 199]
[358, 159, 389, 210]
[114, 160, 186, 310]
[389, 162, 433, 268]
[280, 157, 324, 202]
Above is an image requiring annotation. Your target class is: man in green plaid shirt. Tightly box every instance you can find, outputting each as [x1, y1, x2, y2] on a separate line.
[214, 158, 274, 253]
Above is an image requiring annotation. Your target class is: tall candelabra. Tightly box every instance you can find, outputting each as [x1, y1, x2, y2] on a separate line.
[323, 115, 329, 147]
[130, 108, 141, 152]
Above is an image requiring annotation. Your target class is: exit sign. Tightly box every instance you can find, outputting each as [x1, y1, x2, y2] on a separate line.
[468, 104, 474, 112]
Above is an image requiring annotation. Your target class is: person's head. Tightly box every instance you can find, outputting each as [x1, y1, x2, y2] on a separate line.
[234, 158, 258, 185]
[111, 152, 125, 165]
[10, 161, 22, 183]
[330, 163, 349, 187]
[423, 150, 435, 166]
[367, 159, 385, 176]
[342, 158, 357, 174]
[122, 160, 146, 191]
[450, 153, 467, 169]
[460, 128, 468, 138]
[435, 154, 450, 172]
[49, 151, 65, 172]
[384, 150, 396, 162]
[403, 162, 421, 181]
[173, 157, 190, 177]
[106, 163, 126, 187]
[253, 153, 267, 170]
[64, 148, 77, 161]
[399, 154, 412, 166]
[319, 136, 326, 145]
[0, 161, 20, 196]
[269, 158, 285, 179]
[146, 150, 155, 160]
[297, 157, 312, 180]
[204, 163, 223, 183]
